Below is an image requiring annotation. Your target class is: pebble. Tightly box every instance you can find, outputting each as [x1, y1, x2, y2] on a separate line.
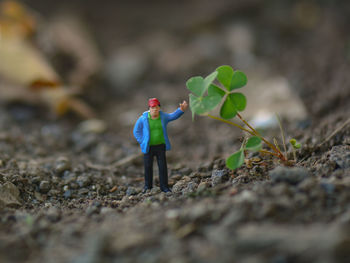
[269, 166, 309, 185]
[211, 169, 229, 187]
[329, 145, 350, 169]
[39, 181, 51, 194]
[78, 188, 90, 195]
[179, 167, 192, 176]
[55, 157, 71, 174]
[64, 190, 72, 199]
[34, 192, 44, 202]
[182, 182, 198, 195]
[63, 172, 77, 184]
[77, 175, 91, 187]
[172, 180, 187, 194]
[0, 182, 22, 208]
[197, 182, 209, 192]
[320, 182, 336, 195]
[150, 188, 160, 195]
[86, 205, 100, 216]
[126, 187, 137, 196]
[48, 189, 60, 197]
[31, 176, 41, 185]
[46, 207, 61, 223]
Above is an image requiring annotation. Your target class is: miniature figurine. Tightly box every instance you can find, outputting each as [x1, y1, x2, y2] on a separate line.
[133, 98, 188, 193]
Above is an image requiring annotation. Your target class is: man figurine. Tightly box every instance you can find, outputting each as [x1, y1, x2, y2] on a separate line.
[133, 98, 188, 193]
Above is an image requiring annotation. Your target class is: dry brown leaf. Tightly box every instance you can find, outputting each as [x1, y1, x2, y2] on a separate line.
[0, 1, 96, 118]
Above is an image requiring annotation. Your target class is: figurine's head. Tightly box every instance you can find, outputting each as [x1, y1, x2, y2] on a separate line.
[148, 98, 160, 118]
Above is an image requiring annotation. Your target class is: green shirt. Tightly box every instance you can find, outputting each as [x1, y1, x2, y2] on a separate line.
[148, 112, 165, 145]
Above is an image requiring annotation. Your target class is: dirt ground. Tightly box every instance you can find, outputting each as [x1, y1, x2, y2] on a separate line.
[1, 1, 350, 263]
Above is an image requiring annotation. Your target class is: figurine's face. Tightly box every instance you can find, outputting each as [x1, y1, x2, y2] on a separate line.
[149, 105, 160, 118]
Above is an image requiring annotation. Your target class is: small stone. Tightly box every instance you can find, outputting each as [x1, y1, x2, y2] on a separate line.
[93, 201, 102, 207]
[197, 182, 209, 192]
[78, 188, 89, 195]
[63, 172, 77, 184]
[120, 196, 129, 205]
[182, 182, 198, 195]
[69, 182, 80, 190]
[64, 190, 72, 199]
[55, 156, 71, 174]
[34, 191, 44, 202]
[46, 207, 61, 223]
[172, 180, 187, 194]
[39, 181, 51, 194]
[329, 145, 350, 169]
[86, 205, 99, 216]
[126, 187, 137, 196]
[320, 182, 336, 195]
[171, 174, 183, 181]
[48, 189, 60, 197]
[182, 176, 192, 182]
[179, 167, 192, 176]
[27, 160, 44, 177]
[150, 188, 160, 194]
[0, 182, 21, 208]
[77, 175, 91, 187]
[269, 166, 309, 185]
[31, 176, 41, 185]
[211, 169, 229, 187]
[159, 192, 166, 202]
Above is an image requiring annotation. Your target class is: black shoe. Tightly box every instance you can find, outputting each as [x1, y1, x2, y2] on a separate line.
[142, 187, 152, 194]
[161, 187, 172, 193]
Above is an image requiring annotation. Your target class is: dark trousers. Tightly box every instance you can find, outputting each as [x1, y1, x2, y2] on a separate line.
[144, 144, 168, 190]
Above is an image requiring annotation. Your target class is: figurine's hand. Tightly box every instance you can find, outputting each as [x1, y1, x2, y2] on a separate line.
[179, 100, 188, 111]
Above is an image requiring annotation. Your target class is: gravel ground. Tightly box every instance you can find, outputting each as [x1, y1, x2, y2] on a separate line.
[1, 1, 350, 262]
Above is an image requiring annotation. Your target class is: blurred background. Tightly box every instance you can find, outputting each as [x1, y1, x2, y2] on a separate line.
[1, 0, 349, 166]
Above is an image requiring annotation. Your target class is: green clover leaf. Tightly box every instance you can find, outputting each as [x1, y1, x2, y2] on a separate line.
[220, 93, 247, 119]
[230, 70, 247, 90]
[245, 136, 262, 152]
[216, 65, 234, 90]
[226, 149, 245, 170]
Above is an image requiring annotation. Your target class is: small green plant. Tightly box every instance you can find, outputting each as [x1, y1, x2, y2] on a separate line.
[186, 65, 294, 170]
[290, 138, 301, 161]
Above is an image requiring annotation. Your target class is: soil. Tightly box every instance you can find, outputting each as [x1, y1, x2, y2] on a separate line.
[1, 1, 350, 263]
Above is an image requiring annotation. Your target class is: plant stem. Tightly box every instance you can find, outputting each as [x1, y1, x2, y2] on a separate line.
[207, 113, 288, 162]
[292, 148, 297, 162]
[276, 113, 287, 157]
[236, 113, 287, 161]
[207, 114, 253, 135]
[259, 149, 280, 158]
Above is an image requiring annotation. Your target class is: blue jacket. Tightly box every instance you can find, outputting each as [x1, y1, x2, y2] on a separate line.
[133, 108, 184, 153]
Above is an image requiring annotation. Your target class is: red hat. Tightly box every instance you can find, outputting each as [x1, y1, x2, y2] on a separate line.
[148, 98, 160, 107]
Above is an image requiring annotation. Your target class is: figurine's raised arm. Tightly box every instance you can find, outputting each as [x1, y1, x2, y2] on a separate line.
[180, 100, 188, 112]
